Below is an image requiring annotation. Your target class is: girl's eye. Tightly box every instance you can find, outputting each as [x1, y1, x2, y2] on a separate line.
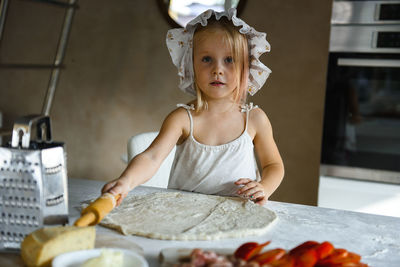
[225, 57, 233, 63]
[202, 56, 211, 63]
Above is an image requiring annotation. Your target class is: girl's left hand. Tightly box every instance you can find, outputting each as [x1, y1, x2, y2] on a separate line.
[235, 178, 268, 205]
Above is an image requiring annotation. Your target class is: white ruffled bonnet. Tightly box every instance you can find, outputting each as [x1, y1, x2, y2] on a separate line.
[166, 8, 271, 96]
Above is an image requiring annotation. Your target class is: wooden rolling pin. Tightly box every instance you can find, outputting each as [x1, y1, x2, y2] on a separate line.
[74, 193, 121, 227]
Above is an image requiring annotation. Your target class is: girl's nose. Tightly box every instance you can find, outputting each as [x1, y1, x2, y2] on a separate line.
[213, 70, 223, 76]
[212, 63, 223, 76]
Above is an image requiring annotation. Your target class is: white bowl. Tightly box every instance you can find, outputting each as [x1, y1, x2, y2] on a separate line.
[52, 248, 148, 267]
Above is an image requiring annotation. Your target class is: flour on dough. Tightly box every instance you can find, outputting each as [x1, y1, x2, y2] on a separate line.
[98, 192, 277, 240]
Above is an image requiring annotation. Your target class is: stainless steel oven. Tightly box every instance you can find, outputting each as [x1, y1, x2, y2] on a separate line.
[321, 0, 400, 184]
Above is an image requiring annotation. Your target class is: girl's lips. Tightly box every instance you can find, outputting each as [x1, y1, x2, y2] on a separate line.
[210, 81, 225, 86]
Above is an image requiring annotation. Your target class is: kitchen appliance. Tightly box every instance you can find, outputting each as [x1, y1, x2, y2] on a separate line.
[0, 115, 68, 251]
[321, 0, 400, 183]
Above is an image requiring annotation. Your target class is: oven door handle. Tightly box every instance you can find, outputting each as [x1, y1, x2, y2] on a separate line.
[337, 58, 400, 68]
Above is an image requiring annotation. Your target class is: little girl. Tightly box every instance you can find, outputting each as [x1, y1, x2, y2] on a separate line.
[102, 9, 284, 206]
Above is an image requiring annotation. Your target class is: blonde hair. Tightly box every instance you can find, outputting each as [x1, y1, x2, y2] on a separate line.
[193, 18, 249, 112]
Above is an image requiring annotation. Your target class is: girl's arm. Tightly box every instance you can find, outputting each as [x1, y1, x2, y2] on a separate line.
[101, 108, 188, 205]
[236, 108, 284, 205]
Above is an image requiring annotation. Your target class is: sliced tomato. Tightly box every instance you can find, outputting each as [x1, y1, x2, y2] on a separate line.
[345, 252, 362, 263]
[316, 262, 368, 267]
[287, 241, 320, 267]
[289, 241, 320, 256]
[251, 248, 286, 264]
[293, 249, 318, 267]
[340, 262, 368, 267]
[270, 254, 296, 267]
[315, 241, 334, 260]
[234, 241, 271, 260]
[317, 248, 354, 266]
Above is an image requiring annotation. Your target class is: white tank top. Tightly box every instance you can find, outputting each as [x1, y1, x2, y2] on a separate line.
[168, 103, 261, 196]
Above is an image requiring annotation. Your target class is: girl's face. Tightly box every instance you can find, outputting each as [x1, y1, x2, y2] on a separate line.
[193, 29, 238, 102]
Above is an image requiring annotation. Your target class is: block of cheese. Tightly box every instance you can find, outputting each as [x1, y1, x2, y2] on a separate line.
[21, 226, 96, 267]
[81, 249, 124, 267]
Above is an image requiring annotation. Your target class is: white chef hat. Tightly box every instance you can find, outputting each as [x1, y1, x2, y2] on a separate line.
[166, 8, 271, 96]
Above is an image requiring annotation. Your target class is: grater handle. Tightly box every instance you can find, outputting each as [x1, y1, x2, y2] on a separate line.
[36, 116, 52, 143]
[11, 115, 52, 148]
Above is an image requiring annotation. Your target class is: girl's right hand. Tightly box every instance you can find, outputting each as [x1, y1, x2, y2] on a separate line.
[101, 177, 131, 206]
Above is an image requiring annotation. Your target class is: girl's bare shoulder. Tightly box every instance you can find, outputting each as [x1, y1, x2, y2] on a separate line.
[164, 106, 190, 127]
[249, 107, 273, 133]
[162, 105, 191, 141]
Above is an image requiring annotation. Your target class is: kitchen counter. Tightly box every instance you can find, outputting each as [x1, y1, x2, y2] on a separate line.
[1, 178, 400, 266]
[68, 178, 400, 267]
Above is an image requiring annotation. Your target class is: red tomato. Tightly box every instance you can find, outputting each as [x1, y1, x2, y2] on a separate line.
[315, 242, 334, 260]
[270, 254, 296, 267]
[316, 262, 368, 267]
[294, 249, 318, 267]
[234, 241, 271, 260]
[290, 241, 320, 256]
[251, 248, 286, 264]
[317, 248, 355, 266]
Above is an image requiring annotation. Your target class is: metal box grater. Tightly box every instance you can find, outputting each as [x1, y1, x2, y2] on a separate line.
[0, 115, 68, 251]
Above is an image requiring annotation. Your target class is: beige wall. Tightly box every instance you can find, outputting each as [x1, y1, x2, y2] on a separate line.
[0, 0, 332, 205]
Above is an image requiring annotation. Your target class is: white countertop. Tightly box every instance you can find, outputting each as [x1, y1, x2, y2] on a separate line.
[1, 177, 399, 267]
[67, 178, 400, 267]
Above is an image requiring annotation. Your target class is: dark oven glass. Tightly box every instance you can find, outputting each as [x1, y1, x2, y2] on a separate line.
[321, 53, 400, 172]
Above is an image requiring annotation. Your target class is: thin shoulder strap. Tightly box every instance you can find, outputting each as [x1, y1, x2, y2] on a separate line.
[241, 102, 259, 131]
[177, 104, 195, 136]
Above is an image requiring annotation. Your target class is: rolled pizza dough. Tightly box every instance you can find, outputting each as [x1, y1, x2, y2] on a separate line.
[97, 192, 277, 240]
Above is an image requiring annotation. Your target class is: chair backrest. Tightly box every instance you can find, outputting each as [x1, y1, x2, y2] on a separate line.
[127, 132, 176, 188]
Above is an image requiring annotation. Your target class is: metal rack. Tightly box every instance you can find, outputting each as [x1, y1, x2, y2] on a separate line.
[0, 0, 78, 144]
